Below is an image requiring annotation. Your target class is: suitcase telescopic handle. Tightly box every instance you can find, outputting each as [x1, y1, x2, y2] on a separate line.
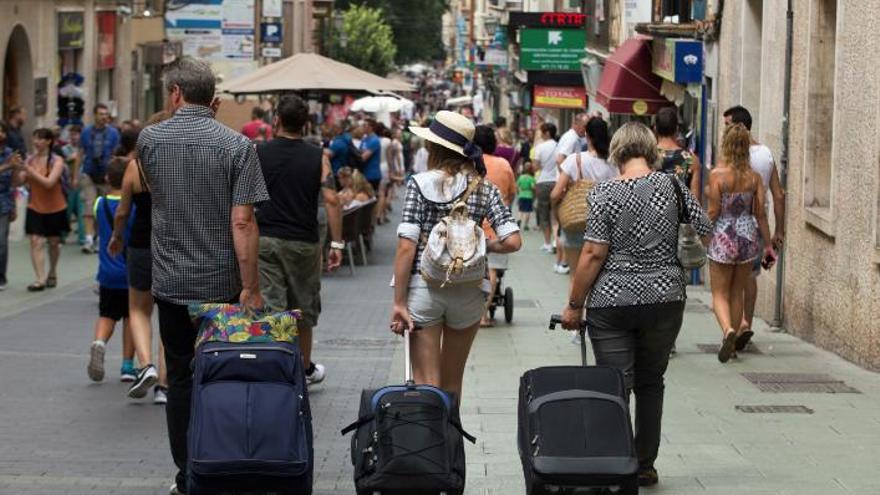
[404, 327, 413, 385]
[549, 315, 589, 367]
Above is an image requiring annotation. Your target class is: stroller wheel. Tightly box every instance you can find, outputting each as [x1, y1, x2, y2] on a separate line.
[504, 287, 514, 323]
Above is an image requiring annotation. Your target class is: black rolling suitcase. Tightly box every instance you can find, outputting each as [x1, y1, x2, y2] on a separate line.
[341, 329, 476, 495]
[517, 316, 639, 495]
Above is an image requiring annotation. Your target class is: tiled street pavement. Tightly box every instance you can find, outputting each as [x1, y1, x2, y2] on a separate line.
[2, 219, 880, 494]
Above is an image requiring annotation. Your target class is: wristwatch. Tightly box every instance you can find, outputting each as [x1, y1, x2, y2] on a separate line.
[568, 299, 583, 310]
[330, 241, 345, 250]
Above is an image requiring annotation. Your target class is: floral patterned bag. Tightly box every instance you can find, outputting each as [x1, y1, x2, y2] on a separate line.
[188, 303, 300, 348]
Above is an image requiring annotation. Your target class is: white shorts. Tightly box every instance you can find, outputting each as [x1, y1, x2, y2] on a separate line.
[488, 253, 509, 270]
[408, 285, 486, 330]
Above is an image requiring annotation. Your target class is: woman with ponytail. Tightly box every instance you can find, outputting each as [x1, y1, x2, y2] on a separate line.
[390, 110, 522, 403]
[707, 123, 773, 363]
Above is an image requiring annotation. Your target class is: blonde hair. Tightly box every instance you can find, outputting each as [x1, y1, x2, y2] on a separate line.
[722, 123, 752, 178]
[608, 122, 659, 171]
[497, 127, 513, 145]
[350, 169, 375, 197]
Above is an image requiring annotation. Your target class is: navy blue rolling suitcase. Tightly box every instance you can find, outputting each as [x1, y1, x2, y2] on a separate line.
[187, 340, 313, 495]
[341, 329, 476, 495]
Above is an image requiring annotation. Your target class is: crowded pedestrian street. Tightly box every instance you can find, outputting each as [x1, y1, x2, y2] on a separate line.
[1, 221, 879, 495]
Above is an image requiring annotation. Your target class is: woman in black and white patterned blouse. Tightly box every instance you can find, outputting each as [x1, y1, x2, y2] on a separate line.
[561, 122, 711, 488]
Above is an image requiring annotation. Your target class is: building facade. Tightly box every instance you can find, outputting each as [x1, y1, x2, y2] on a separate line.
[1, 0, 137, 135]
[718, 0, 880, 370]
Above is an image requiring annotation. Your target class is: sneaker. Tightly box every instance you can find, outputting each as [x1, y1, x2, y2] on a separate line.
[169, 483, 185, 495]
[305, 362, 326, 385]
[541, 243, 553, 253]
[87, 341, 106, 382]
[81, 242, 96, 254]
[638, 466, 659, 486]
[554, 263, 570, 275]
[120, 363, 137, 383]
[0, 281, 7, 291]
[154, 385, 168, 405]
[127, 364, 159, 399]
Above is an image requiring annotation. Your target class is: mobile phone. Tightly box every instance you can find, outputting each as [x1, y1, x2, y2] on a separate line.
[761, 249, 777, 270]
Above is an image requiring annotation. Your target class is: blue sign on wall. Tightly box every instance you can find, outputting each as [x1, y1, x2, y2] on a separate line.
[673, 40, 703, 84]
[260, 22, 282, 43]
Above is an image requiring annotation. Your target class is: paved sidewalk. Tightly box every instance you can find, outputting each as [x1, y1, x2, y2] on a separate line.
[403, 228, 880, 495]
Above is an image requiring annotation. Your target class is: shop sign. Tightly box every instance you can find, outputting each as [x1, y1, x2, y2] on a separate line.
[533, 85, 586, 109]
[520, 28, 586, 72]
[652, 38, 703, 84]
[623, 0, 652, 40]
[97, 12, 116, 70]
[261, 46, 282, 58]
[476, 48, 508, 67]
[508, 12, 589, 30]
[260, 22, 282, 43]
[262, 0, 282, 18]
[58, 12, 84, 50]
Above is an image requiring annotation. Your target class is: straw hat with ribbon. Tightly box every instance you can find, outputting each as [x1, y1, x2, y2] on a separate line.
[408, 110, 486, 175]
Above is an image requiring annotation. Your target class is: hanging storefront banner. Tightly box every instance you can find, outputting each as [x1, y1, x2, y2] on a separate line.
[58, 12, 85, 50]
[533, 85, 586, 109]
[165, 0, 254, 60]
[520, 28, 586, 71]
[165, 0, 224, 59]
[652, 38, 703, 84]
[97, 12, 117, 70]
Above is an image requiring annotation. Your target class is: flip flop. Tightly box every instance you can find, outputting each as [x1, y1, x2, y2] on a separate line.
[27, 282, 46, 292]
[735, 330, 754, 351]
[718, 330, 737, 363]
[46, 276, 57, 288]
[480, 319, 495, 328]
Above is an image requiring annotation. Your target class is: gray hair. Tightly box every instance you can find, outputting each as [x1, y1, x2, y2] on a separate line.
[608, 122, 659, 171]
[163, 56, 216, 107]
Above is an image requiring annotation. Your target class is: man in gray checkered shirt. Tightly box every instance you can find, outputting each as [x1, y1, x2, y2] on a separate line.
[137, 56, 269, 495]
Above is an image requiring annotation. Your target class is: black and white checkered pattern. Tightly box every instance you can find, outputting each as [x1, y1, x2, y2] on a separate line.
[398, 174, 519, 276]
[584, 172, 711, 308]
[138, 105, 270, 305]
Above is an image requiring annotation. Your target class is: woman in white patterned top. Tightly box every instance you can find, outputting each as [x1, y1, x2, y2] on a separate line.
[390, 111, 522, 403]
[561, 122, 711, 488]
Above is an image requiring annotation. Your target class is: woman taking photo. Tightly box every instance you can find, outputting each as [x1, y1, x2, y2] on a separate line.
[21, 128, 67, 291]
[551, 116, 617, 275]
[706, 123, 773, 363]
[390, 110, 521, 403]
[561, 122, 710, 487]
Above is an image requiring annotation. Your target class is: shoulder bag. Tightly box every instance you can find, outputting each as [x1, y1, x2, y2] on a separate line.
[558, 152, 594, 233]
[670, 176, 706, 269]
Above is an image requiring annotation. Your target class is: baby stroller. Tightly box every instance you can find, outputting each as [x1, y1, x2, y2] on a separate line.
[487, 264, 514, 324]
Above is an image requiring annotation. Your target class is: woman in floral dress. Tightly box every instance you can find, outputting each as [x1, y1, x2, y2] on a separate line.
[706, 124, 773, 363]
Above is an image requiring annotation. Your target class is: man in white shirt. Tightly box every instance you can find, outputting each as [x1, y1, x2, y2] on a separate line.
[555, 112, 588, 166]
[723, 106, 785, 343]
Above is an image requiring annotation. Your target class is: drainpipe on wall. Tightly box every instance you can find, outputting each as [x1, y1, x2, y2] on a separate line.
[772, 0, 793, 329]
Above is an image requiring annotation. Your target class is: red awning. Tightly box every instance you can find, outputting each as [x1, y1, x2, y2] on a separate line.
[595, 38, 672, 115]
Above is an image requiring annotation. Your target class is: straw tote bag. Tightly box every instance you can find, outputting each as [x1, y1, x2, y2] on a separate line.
[558, 152, 595, 233]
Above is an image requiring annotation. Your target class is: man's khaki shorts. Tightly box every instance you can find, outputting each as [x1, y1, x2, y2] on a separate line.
[258, 237, 322, 328]
[79, 174, 108, 216]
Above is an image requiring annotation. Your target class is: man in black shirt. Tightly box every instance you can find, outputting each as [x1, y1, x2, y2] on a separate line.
[5, 105, 27, 157]
[256, 95, 343, 385]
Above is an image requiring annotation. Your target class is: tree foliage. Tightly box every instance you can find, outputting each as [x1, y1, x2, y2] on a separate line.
[332, 4, 398, 76]
[334, 0, 447, 64]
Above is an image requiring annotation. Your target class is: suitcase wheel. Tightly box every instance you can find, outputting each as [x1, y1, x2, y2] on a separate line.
[503, 287, 514, 323]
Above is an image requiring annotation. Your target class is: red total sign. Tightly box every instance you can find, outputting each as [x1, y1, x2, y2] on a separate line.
[534, 86, 587, 109]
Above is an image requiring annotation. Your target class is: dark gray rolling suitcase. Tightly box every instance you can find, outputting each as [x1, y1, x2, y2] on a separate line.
[517, 316, 639, 494]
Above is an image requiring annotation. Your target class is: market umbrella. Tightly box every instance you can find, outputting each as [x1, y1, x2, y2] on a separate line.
[349, 95, 413, 113]
[220, 52, 414, 95]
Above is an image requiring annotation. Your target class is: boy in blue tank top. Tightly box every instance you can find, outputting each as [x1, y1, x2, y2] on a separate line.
[86, 158, 136, 383]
